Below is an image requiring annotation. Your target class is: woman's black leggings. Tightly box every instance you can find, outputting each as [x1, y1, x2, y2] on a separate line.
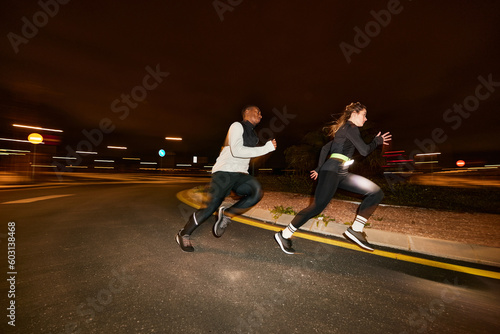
[290, 167, 384, 229]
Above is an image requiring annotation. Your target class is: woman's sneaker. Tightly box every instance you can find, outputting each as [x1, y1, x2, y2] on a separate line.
[344, 227, 374, 251]
[274, 231, 295, 254]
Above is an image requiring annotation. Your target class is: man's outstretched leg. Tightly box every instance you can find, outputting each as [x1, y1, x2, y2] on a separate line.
[177, 172, 231, 251]
[176, 213, 198, 252]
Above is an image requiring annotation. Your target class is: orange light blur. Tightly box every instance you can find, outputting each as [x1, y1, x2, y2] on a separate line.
[28, 133, 44, 144]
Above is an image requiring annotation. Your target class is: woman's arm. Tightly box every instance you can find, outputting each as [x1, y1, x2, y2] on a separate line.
[346, 126, 382, 156]
[314, 140, 333, 172]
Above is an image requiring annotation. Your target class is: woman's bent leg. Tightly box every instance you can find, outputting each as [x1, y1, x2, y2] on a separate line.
[289, 170, 341, 230]
[339, 173, 384, 220]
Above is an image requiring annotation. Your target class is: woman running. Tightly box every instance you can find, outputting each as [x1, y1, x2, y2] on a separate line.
[274, 102, 391, 254]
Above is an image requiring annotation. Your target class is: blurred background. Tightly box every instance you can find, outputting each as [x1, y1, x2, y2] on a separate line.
[1, 0, 499, 195]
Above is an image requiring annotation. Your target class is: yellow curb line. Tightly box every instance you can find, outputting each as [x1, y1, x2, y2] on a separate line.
[177, 190, 500, 280]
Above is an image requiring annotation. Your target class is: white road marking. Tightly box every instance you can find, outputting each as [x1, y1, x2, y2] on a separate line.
[2, 194, 74, 204]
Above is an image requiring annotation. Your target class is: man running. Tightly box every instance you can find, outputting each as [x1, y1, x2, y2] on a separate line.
[176, 105, 277, 252]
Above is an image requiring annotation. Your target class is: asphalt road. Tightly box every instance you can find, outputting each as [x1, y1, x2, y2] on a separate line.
[0, 177, 499, 334]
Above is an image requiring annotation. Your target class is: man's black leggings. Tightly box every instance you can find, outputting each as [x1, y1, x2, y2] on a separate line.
[182, 172, 263, 235]
[290, 168, 384, 229]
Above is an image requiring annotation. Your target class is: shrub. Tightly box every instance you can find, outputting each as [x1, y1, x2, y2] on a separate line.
[270, 205, 297, 221]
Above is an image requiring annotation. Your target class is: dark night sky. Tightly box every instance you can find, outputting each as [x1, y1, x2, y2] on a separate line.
[1, 0, 499, 167]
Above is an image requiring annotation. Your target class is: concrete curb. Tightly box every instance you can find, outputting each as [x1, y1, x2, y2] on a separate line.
[181, 188, 500, 268]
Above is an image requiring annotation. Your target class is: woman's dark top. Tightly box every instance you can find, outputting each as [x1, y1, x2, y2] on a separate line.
[315, 121, 383, 172]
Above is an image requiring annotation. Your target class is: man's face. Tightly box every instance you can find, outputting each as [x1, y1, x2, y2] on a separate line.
[246, 107, 262, 125]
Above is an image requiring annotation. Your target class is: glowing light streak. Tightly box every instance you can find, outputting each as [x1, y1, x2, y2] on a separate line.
[469, 167, 497, 170]
[414, 161, 438, 164]
[0, 149, 30, 153]
[386, 160, 413, 163]
[13, 124, 63, 132]
[0, 137, 31, 143]
[383, 171, 415, 174]
[0, 152, 26, 156]
[0, 148, 29, 156]
[76, 151, 98, 154]
[415, 152, 441, 157]
[53, 156, 77, 160]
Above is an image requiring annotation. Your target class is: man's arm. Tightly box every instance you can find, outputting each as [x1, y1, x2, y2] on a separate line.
[228, 122, 275, 158]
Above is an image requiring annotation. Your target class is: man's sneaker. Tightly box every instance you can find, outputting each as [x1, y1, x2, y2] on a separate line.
[274, 231, 295, 254]
[344, 227, 374, 251]
[213, 206, 231, 238]
[176, 230, 194, 252]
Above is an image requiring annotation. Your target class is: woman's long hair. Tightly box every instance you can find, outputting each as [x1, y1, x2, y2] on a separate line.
[325, 102, 366, 138]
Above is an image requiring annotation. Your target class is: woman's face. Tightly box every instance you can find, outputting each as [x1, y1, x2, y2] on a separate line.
[350, 108, 367, 127]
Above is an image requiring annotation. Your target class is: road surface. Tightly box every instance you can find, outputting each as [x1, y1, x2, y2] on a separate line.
[0, 177, 498, 333]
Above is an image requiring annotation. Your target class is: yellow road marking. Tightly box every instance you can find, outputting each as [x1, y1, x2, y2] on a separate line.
[176, 190, 500, 280]
[2, 194, 73, 204]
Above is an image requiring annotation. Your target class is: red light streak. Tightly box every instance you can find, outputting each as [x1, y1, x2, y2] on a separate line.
[387, 160, 413, 163]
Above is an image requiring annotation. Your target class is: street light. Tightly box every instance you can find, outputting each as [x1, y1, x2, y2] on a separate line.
[28, 133, 44, 144]
[158, 149, 166, 173]
[28, 133, 44, 180]
[165, 137, 182, 168]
